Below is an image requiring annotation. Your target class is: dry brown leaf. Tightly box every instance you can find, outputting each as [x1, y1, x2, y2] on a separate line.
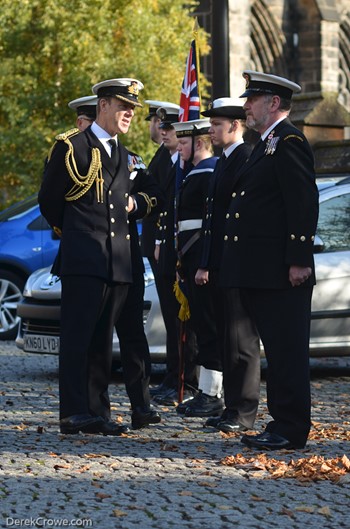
[295, 505, 315, 513]
[317, 506, 331, 517]
[76, 465, 90, 473]
[250, 495, 264, 501]
[53, 464, 71, 470]
[112, 509, 127, 517]
[220, 453, 350, 482]
[95, 492, 111, 499]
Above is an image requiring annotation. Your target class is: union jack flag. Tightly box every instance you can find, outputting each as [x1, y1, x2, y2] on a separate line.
[179, 39, 200, 122]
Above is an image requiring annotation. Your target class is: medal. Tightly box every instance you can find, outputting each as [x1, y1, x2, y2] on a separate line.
[264, 130, 280, 155]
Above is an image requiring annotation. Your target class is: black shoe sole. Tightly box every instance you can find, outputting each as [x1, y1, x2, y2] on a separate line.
[60, 419, 104, 435]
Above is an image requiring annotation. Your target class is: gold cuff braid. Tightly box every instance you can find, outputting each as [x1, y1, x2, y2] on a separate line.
[137, 192, 157, 216]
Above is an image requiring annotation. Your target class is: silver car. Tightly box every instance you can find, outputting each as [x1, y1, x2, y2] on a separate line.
[16, 177, 350, 358]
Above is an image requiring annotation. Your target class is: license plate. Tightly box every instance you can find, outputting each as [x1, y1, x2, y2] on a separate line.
[24, 334, 60, 354]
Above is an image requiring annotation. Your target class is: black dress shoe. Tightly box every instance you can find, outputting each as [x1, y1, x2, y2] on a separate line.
[131, 407, 162, 429]
[241, 432, 295, 450]
[84, 420, 129, 436]
[184, 392, 224, 418]
[205, 416, 223, 428]
[152, 388, 178, 406]
[218, 418, 248, 433]
[175, 389, 199, 414]
[60, 414, 104, 434]
[149, 382, 172, 397]
[205, 408, 228, 427]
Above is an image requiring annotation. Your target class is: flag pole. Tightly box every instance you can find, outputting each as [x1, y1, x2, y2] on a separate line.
[192, 17, 201, 113]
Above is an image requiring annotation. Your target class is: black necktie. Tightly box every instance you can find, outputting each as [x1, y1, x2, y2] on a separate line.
[108, 138, 119, 165]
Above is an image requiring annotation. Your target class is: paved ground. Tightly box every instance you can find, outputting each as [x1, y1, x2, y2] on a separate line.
[1, 342, 350, 529]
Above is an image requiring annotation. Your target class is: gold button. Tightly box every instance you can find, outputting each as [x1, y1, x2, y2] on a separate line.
[209, 230, 211, 235]
[109, 190, 112, 195]
[226, 213, 229, 219]
[241, 191, 245, 196]
[164, 211, 168, 216]
[126, 234, 130, 240]
[111, 232, 115, 237]
[206, 197, 209, 202]
[204, 230, 207, 235]
[232, 192, 236, 197]
[159, 226, 162, 231]
[290, 234, 295, 240]
[124, 193, 128, 198]
[311, 235, 315, 241]
[233, 236, 238, 242]
[125, 206, 128, 211]
[224, 235, 228, 241]
[111, 218, 115, 223]
[235, 213, 240, 219]
[110, 204, 114, 209]
[300, 235, 306, 242]
[206, 214, 209, 219]
[160, 212, 164, 217]
[164, 225, 167, 230]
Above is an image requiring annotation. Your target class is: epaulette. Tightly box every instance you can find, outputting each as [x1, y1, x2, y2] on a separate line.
[284, 134, 304, 142]
[55, 128, 80, 141]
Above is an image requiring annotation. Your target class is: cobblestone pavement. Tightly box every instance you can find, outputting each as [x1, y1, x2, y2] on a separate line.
[1, 342, 350, 529]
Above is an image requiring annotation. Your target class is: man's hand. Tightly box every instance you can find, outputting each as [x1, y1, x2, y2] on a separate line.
[195, 268, 209, 285]
[154, 244, 160, 262]
[289, 265, 312, 287]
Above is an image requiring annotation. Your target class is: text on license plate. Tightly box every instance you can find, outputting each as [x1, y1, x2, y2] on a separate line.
[24, 334, 60, 353]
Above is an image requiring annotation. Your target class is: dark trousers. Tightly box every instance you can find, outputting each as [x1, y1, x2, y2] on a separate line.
[184, 266, 222, 371]
[155, 273, 198, 389]
[115, 272, 151, 410]
[241, 287, 313, 447]
[59, 275, 128, 420]
[222, 284, 261, 428]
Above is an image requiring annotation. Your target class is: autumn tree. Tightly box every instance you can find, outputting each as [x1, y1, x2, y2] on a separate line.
[0, 0, 209, 208]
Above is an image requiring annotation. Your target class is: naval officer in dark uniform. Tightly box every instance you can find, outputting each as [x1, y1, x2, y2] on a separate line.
[220, 71, 319, 450]
[141, 100, 177, 276]
[39, 78, 161, 435]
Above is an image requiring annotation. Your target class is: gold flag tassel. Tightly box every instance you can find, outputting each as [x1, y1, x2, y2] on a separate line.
[173, 279, 190, 322]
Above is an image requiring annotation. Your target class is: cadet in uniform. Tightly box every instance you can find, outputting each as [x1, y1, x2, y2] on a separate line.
[195, 99, 261, 432]
[221, 71, 319, 450]
[172, 118, 224, 418]
[151, 106, 199, 405]
[39, 78, 161, 435]
[68, 95, 98, 131]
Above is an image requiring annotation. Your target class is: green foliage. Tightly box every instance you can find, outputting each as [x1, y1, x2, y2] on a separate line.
[0, 0, 209, 209]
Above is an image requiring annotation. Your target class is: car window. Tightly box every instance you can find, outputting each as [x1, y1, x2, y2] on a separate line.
[0, 195, 37, 222]
[317, 192, 350, 252]
[28, 215, 52, 231]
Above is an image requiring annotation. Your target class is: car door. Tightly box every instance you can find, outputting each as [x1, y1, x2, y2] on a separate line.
[311, 183, 350, 354]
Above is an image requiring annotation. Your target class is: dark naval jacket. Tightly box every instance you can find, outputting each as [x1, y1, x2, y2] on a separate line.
[38, 126, 162, 283]
[219, 118, 319, 289]
[199, 143, 252, 271]
[177, 157, 217, 269]
[141, 143, 171, 258]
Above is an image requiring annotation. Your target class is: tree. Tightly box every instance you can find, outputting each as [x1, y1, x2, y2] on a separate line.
[0, 0, 209, 208]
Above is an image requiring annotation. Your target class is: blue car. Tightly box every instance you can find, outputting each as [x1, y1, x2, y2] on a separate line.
[0, 195, 59, 339]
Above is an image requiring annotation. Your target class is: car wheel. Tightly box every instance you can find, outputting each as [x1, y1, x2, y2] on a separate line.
[0, 269, 25, 340]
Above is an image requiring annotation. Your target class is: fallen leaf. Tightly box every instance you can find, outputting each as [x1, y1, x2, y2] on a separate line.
[112, 509, 127, 517]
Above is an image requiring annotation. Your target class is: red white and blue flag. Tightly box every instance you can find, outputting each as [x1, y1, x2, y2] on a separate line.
[179, 39, 201, 122]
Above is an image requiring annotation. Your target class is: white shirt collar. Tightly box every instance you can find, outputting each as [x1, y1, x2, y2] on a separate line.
[91, 121, 118, 156]
[261, 117, 287, 141]
[222, 138, 244, 158]
[171, 151, 179, 165]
